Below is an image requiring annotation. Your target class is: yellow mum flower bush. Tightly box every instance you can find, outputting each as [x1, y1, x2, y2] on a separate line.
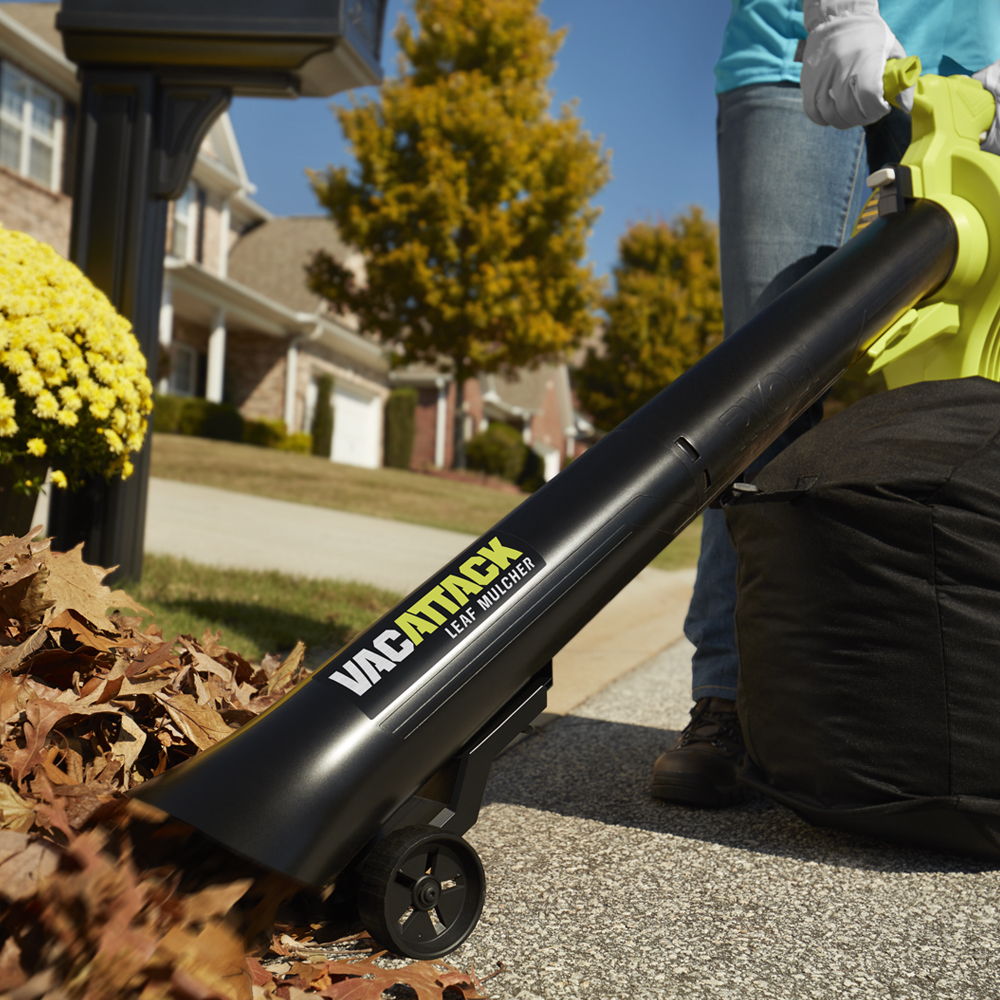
[0, 226, 153, 493]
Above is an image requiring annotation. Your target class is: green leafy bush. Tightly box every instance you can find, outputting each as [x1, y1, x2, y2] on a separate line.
[200, 402, 243, 442]
[244, 417, 286, 449]
[152, 393, 183, 434]
[154, 394, 243, 442]
[384, 386, 418, 469]
[465, 422, 527, 482]
[277, 431, 312, 454]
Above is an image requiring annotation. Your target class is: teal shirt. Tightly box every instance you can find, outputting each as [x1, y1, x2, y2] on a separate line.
[715, 0, 1000, 94]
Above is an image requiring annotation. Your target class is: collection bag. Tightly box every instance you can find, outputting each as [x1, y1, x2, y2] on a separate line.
[727, 377, 1000, 858]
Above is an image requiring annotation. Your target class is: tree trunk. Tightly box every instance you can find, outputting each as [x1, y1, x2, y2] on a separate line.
[452, 366, 467, 470]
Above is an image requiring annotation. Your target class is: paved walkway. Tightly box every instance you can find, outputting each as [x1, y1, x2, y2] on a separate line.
[454, 638, 1000, 1000]
[140, 477, 696, 716]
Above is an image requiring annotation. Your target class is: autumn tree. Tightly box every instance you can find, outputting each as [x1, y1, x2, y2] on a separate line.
[574, 209, 723, 431]
[308, 0, 609, 466]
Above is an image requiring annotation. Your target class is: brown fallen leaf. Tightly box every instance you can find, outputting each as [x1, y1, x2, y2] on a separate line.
[264, 642, 306, 697]
[5, 698, 70, 785]
[0, 625, 49, 675]
[0, 829, 59, 900]
[0, 670, 28, 737]
[45, 543, 151, 633]
[157, 921, 254, 1000]
[181, 877, 255, 925]
[109, 712, 147, 784]
[0, 529, 51, 628]
[0, 782, 34, 832]
[0, 936, 28, 991]
[156, 692, 234, 751]
[48, 608, 125, 652]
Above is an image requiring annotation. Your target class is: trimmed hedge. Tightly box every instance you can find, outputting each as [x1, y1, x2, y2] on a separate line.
[152, 394, 242, 442]
[384, 386, 418, 469]
[153, 394, 312, 454]
[244, 417, 286, 449]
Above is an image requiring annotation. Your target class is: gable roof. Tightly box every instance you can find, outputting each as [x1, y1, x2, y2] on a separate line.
[227, 215, 351, 315]
[1, 2, 61, 52]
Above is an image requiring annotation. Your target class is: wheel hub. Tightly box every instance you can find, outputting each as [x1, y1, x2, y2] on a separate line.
[412, 875, 441, 911]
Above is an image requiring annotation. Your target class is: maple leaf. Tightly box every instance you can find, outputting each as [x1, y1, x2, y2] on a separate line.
[45, 543, 150, 634]
[0, 529, 52, 629]
[5, 698, 70, 785]
[48, 608, 125, 652]
[155, 692, 234, 751]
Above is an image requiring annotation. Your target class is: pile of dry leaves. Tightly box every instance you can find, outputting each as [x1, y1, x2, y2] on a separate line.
[0, 528, 494, 999]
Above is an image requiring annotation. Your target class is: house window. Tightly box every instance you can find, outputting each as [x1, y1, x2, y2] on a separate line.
[169, 342, 198, 396]
[170, 181, 205, 261]
[0, 63, 61, 190]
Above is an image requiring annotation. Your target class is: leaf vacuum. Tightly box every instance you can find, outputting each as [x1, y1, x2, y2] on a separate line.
[135, 62, 1000, 958]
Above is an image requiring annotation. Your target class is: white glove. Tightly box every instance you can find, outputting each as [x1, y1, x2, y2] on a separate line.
[973, 60, 1000, 156]
[801, 0, 912, 130]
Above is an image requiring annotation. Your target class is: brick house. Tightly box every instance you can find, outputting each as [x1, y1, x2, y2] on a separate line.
[0, 1, 592, 478]
[392, 363, 593, 478]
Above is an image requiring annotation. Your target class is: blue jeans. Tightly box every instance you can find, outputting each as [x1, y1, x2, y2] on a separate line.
[684, 83, 910, 701]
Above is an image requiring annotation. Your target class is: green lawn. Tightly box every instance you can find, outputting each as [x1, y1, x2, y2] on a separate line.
[150, 433, 702, 570]
[650, 514, 702, 571]
[128, 554, 401, 665]
[151, 434, 524, 537]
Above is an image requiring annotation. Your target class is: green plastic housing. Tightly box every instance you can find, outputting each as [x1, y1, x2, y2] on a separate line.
[857, 61, 1000, 388]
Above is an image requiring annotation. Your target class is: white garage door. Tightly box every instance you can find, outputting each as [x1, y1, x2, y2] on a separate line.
[332, 382, 382, 469]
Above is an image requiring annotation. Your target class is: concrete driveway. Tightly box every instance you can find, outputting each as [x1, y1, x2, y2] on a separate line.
[453, 639, 1000, 1000]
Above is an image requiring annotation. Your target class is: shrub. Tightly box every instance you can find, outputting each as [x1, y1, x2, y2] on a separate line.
[153, 393, 243, 442]
[200, 402, 243, 442]
[384, 386, 417, 469]
[152, 392, 183, 433]
[244, 417, 286, 448]
[311, 374, 334, 457]
[0, 226, 153, 491]
[277, 431, 312, 454]
[465, 422, 527, 482]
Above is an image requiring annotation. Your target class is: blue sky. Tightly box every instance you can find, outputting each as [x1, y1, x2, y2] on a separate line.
[228, 1, 733, 281]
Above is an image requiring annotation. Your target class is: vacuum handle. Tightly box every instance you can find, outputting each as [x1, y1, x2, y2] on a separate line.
[884, 55, 922, 107]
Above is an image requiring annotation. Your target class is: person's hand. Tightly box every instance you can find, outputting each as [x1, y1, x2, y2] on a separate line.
[973, 60, 1000, 155]
[801, 0, 912, 129]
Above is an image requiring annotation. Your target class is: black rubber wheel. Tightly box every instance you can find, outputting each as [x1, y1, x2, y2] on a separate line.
[357, 825, 485, 959]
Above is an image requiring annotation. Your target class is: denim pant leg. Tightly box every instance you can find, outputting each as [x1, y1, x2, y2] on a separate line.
[684, 83, 870, 702]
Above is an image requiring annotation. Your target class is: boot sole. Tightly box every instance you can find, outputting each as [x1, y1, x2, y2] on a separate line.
[651, 772, 748, 808]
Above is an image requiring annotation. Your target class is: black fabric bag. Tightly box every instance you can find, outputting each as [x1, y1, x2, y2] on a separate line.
[726, 377, 1000, 859]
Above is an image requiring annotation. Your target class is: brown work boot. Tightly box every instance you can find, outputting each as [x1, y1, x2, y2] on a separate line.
[651, 697, 748, 807]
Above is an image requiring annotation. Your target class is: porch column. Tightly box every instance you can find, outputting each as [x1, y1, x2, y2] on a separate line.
[434, 377, 448, 468]
[157, 276, 173, 393]
[206, 306, 226, 403]
[284, 336, 300, 429]
[219, 197, 231, 278]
